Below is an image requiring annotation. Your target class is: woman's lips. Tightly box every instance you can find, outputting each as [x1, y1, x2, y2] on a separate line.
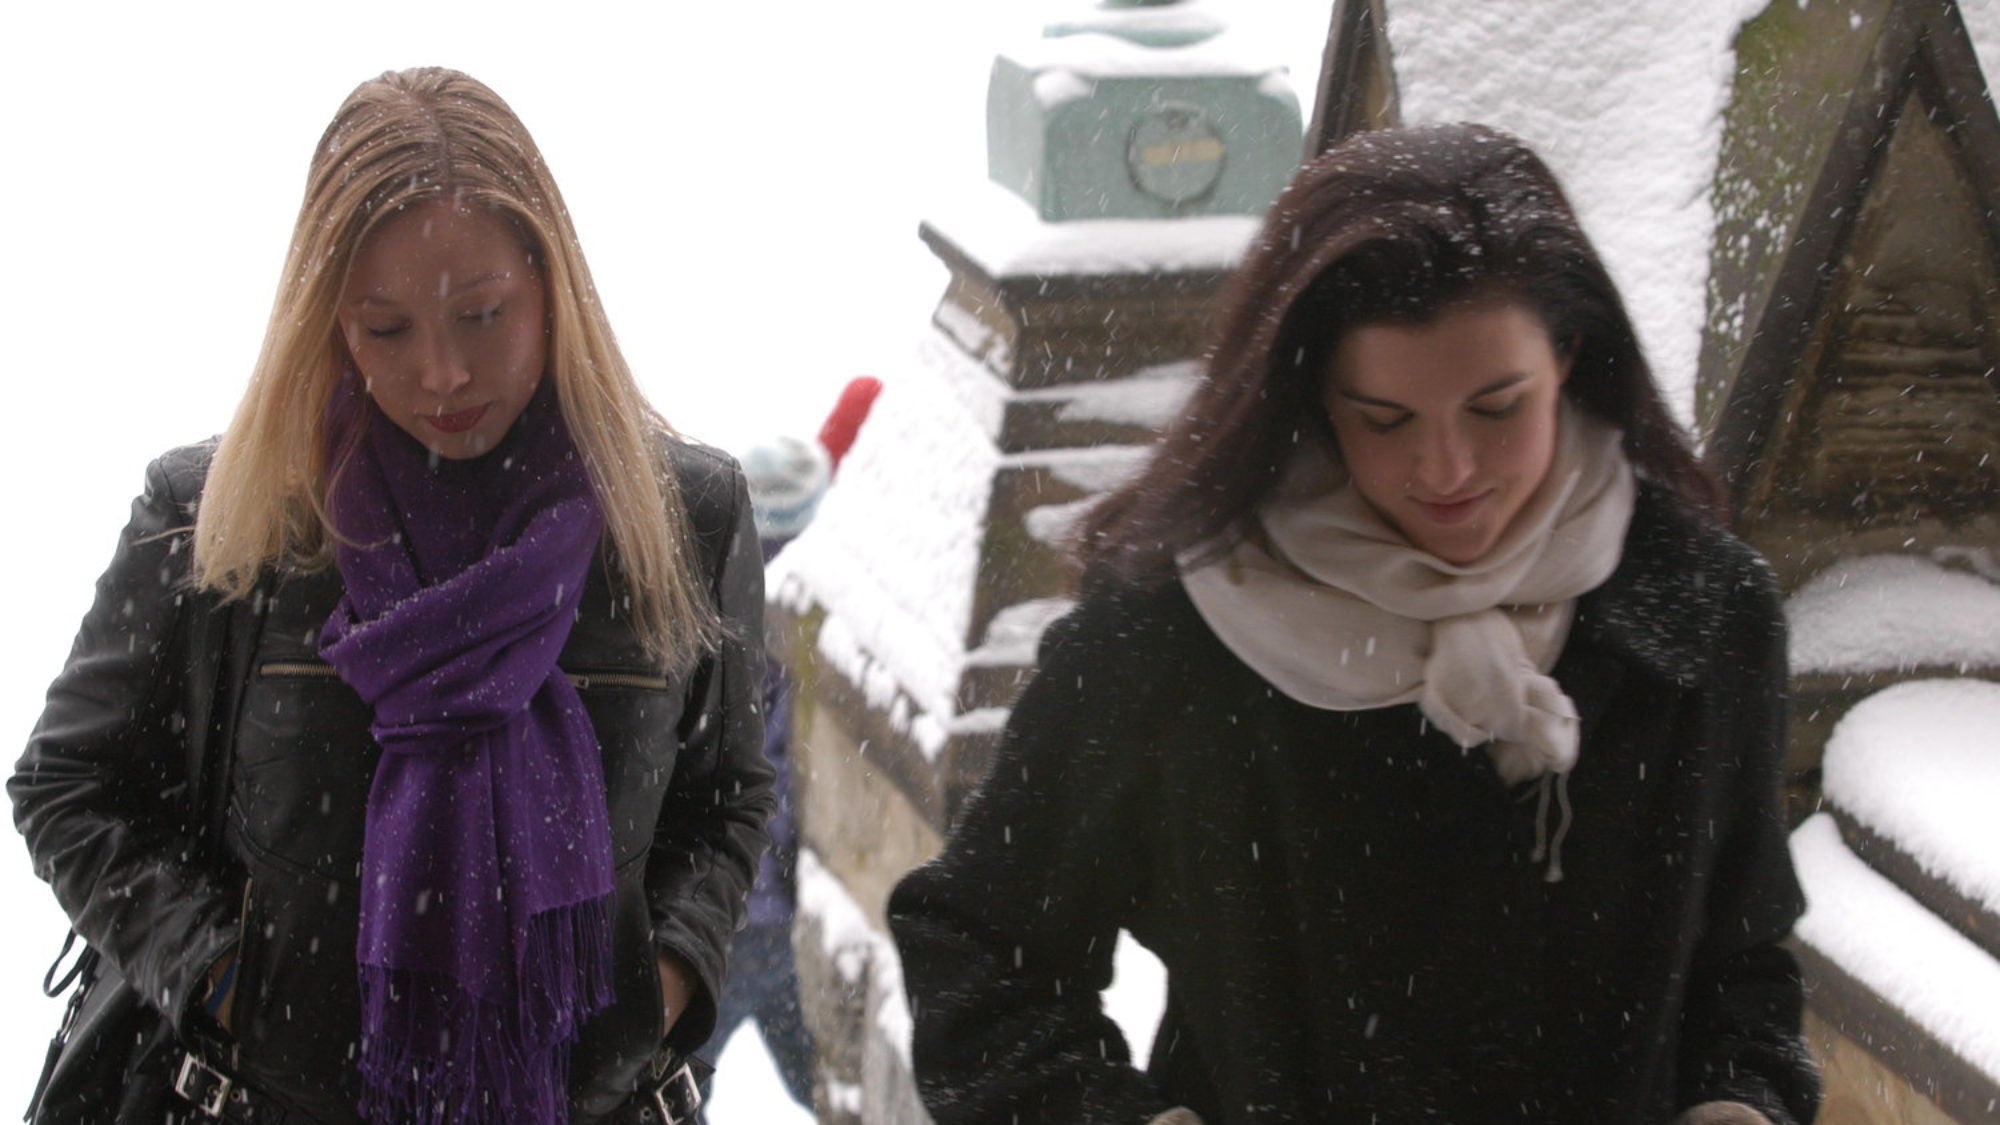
[424, 404, 490, 435]
[1411, 491, 1489, 525]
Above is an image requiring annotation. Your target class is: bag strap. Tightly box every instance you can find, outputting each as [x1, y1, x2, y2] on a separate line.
[187, 578, 268, 861]
[39, 931, 85, 1000]
[175, 561, 272, 855]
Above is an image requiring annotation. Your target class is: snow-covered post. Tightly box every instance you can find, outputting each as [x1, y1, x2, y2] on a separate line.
[765, 3, 1299, 1119]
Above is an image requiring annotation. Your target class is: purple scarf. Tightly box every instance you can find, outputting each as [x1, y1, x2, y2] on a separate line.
[320, 378, 615, 1124]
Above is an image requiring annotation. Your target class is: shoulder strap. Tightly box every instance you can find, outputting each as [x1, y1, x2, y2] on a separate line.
[186, 578, 269, 858]
[180, 596, 226, 846]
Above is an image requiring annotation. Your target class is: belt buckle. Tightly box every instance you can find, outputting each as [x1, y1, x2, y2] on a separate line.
[173, 1052, 233, 1118]
[649, 1060, 702, 1125]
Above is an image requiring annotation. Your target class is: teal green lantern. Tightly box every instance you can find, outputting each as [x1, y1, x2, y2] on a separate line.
[987, 0, 1304, 222]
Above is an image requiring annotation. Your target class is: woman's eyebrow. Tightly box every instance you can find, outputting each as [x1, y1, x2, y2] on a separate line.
[1334, 373, 1534, 411]
[1336, 372, 1528, 408]
[347, 272, 511, 307]
[447, 271, 508, 296]
[1334, 387, 1412, 410]
[1467, 373, 1530, 398]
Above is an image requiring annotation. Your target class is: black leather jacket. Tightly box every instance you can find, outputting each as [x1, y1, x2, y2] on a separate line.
[12, 437, 774, 1122]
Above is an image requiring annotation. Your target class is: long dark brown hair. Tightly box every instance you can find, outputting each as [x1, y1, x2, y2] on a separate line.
[1078, 123, 1722, 580]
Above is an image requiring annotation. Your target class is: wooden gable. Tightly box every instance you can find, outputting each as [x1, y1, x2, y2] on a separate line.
[1308, 0, 1399, 154]
[1702, 0, 2000, 586]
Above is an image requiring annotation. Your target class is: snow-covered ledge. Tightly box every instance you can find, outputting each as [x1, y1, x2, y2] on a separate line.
[1787, 554, 2000, 679]
[1779, 553, 2000, 810]
[923, 181, 1260, 283]
[1789, 678, 2000, 1121]
[1820, 679, 2000, 950]
[1790, 815, 2000, 1120]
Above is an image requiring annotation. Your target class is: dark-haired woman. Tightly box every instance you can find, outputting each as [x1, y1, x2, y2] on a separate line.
[14, 68, 770, 1123]
[889, 124, 1818, 1125]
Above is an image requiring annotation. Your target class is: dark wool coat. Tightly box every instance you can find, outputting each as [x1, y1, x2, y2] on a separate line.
[889, 485, 1819, 1125]
[13, 438, 774, 1123]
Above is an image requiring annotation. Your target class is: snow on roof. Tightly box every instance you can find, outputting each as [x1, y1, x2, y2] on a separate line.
[1032, 68, 1097, 110]
[923, 312, 1013, 441]
[1382, 0, 1769, 424]
[1008, 22, 1288, 81]
[1967, 0, 2000, 86]
[1786, 554, 2000, 675]
[1015, 360, 1199, 428]
[1004, 443, 1152, 492]
[966, 597, 1077, 668]
[946, 706, 1012, 738]
[767, 335, 999, 726]
[1822, 679, 2000, 919]
[770, 321, 1169, 751]
[1024, 495, 1098, 547]
[1791, 813, 2000, 1082]
[798, 849, 914, 1067]
[927, 311, 1200, 438]
[925, 181, 1261, 280]
[1042, 0, 1225, 49]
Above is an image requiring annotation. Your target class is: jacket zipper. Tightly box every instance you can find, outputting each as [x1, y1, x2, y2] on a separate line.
[258, 662, 669, 691]
[258, 662, 340, 679]
[566, 671, 672, 691]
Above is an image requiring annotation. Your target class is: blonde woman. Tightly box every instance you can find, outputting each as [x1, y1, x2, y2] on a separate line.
[14, 68, 772, 1124]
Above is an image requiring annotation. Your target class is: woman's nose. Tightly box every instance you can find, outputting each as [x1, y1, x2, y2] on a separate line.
[1416, 424, 1476, 495]
[416, 334, 472, 397]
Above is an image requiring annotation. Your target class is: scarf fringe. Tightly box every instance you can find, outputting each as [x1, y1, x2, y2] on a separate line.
[518, 893, 618, 1043]
[359, 895, 616, 1125]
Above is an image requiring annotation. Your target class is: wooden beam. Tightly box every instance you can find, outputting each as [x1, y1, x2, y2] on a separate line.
[1307, 0, 1398, 158]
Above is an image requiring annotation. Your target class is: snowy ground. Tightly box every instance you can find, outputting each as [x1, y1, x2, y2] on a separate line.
[706, 1025, 817, 1125]
[0, 1, 1323, 1117]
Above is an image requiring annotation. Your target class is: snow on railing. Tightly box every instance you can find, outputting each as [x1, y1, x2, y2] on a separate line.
[1821, 678, 2000, 924]
[1791, 814, 2000, 1084]
[1787, 553, 2000, 676]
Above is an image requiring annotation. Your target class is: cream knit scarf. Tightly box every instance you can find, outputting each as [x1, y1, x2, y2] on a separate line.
[1181, 399, 1635, 791]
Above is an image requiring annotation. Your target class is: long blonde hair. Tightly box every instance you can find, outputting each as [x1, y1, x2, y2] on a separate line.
[195, 67, 718, 671]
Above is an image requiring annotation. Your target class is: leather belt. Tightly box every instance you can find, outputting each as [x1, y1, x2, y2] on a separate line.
[600, 1040, 712, 1120]
[172, 1052, 290, 1123]
[603, 1049, 708, 1125]
[172, 1047, 705, 1124]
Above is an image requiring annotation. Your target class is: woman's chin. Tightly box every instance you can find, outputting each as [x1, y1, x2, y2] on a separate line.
[1404, 523, 1496, 566]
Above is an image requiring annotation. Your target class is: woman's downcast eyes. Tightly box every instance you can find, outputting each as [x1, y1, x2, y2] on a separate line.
[1471, 397, 1525, 421]
[1351, 395, 1528, 434]
[361, 304, 507, 340]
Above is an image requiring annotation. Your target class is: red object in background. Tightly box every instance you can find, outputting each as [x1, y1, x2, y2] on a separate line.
[817, 376, 882, 474]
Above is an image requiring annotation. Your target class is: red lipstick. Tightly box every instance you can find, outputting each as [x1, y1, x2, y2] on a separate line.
[424, 404, 489, 435]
